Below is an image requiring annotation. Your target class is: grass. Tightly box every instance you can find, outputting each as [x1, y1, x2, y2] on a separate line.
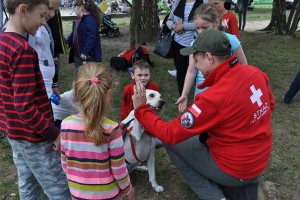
[1, 9, 300, 200]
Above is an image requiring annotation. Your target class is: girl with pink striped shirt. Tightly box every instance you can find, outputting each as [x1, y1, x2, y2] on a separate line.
[60, 62, 133, 200]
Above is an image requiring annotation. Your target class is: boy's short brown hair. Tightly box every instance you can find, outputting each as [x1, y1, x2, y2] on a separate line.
[6, 0, 49, 14]
[132, 60, 151, 73]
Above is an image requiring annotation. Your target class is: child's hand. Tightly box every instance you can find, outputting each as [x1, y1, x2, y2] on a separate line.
[53, 134, 61, 151]
[52, 87, 61, 99]
[176, 96, 188, 113]
[80, 53, 87, 60]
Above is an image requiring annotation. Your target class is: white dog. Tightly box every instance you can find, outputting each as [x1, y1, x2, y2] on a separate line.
[121, 89, 165, 193]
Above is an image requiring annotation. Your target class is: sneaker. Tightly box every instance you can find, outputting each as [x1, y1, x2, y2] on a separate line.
[168, 69, 177, 77]
[257, 181, 278, 200]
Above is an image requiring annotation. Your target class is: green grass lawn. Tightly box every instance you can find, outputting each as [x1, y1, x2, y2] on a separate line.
[1, 11, 300, 199]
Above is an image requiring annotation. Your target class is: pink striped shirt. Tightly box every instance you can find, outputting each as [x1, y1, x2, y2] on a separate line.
[60, 115, 132, 200]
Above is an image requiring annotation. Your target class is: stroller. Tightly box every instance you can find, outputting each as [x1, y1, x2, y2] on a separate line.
[99, 13, 120, 37]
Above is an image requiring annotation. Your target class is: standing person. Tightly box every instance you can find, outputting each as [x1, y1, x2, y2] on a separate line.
[66, 0, 102, 78]
[166, 0, 203, 95]
[70, 0, 76, 15]
[60, 63, 134, 200]
[120, 60, 159, 121]
[283, 70, 300, 104]
[176, 3, 247, 112]
[132, 29, 275, 199]
[0, 0, 71, 199]
[60, 0, 65, 10]
[209, 0, 240, 39]
[47, 10, 67, 97]
[236, 0, 253, 31]
[29, 0, 61, 98]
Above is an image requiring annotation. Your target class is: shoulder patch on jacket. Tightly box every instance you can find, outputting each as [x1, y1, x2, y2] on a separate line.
[180, 112, 194, 129]
[188, 104, 202, 117]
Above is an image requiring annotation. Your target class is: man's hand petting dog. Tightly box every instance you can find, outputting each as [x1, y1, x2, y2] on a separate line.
[133, 81, 146, 109]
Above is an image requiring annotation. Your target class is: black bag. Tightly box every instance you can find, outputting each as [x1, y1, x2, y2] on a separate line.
[110, 57, 128, 71]
[154, 15, 173, 58]
[154, 31, 173, 58]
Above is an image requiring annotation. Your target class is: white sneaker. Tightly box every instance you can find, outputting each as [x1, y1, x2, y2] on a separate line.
[168, 70, 177, 77]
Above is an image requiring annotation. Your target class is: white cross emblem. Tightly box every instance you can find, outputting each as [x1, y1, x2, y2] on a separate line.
[250, 85, 263, 107]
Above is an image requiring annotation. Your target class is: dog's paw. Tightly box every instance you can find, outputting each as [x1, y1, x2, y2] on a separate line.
[153, 185, 164, 193]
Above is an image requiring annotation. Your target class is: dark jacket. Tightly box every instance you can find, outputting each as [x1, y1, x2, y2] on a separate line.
[66, 14, 102, 63]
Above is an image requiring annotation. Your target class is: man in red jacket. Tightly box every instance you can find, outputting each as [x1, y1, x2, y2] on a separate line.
[132, 29, 275, 199]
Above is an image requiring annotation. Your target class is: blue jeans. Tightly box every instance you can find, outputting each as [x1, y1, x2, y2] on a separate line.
[8, 139, 71, 200]
[284, 70, 300, 103]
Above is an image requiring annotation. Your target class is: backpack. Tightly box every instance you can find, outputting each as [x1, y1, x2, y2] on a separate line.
[110, 45, 152, 71]
[110, 56, 128, 71]
[131, 45, 152, 66]
[122, 45, 152, 66]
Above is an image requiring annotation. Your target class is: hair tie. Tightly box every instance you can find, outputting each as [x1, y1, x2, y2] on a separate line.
[90, 77, 100, 84]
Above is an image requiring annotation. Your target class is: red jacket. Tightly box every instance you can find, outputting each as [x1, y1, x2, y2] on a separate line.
[120, 81, 159, 121]
[135, 55, 275, 179]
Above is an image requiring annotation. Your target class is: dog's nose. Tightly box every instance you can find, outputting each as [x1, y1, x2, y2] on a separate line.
[159, 100, 165, 107]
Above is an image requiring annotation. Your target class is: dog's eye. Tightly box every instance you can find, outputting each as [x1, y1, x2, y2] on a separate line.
[149, 93, 155, 98]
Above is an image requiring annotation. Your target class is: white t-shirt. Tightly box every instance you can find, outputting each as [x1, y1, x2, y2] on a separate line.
[29, 25, 55, 98]
[52, 90, 81, 121]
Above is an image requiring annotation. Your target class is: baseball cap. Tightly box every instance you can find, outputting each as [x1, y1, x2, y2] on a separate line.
[180, 29, 231, 56]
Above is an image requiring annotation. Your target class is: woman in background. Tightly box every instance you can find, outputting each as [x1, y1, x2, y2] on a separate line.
[66, 0, 102, 78]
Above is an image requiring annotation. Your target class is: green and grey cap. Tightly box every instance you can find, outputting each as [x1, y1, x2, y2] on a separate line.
[180, 29, 231, 56]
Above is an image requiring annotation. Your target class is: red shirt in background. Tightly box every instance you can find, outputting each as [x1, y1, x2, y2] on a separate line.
[120, 81, 159, 121]
[222, 11, 240, 39]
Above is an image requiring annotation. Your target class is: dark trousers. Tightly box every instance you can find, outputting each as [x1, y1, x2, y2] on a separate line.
[284, 70, 300, 103]
[165, 136, 258, 200]
[172, 40, 189, 96]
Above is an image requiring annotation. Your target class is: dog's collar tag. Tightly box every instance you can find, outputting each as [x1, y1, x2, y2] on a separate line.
[180, 111, 194, 129]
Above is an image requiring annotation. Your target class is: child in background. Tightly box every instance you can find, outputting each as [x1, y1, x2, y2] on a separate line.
[60, 63, 133, 200]
[209, 0, 240, 39]
[120, 60, 159, 121]
[176, 4, 247, 112]
[120, 60, 163, 148]
[0, 0, 70, 199]
[66, 0, 102, 78]
[29, 0, 61, 98]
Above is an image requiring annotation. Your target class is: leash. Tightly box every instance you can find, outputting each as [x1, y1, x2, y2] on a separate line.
[121, 118, 144, 163]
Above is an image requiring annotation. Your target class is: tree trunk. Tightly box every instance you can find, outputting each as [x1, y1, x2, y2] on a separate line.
[129, 0, 142, 49]
[129, 0, 160, 49]
[262, 0, 286, 34]
[286, 0, 300, 35]
[139, 0, 160, 44]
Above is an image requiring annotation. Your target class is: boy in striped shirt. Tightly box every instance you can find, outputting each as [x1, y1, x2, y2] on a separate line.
[0, 0, 70, 199]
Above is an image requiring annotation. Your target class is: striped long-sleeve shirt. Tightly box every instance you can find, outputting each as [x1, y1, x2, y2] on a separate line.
[0, 32, 59, 142]
[60, 115, 132, 200]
